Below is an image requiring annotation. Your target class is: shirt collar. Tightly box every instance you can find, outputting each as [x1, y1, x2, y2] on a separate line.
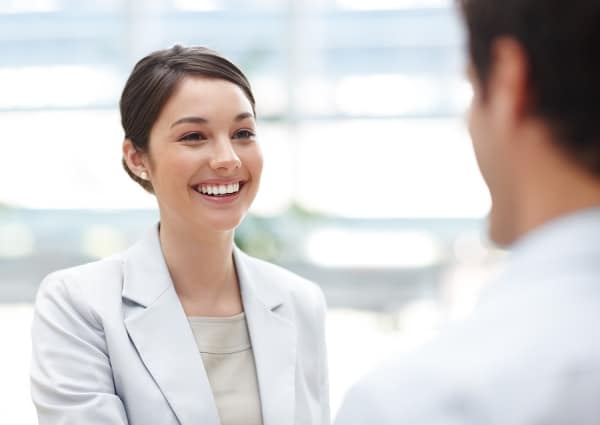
[477, 206, 600, 307]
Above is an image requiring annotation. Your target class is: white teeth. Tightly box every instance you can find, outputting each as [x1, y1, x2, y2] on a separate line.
[198, 182, 242, 196]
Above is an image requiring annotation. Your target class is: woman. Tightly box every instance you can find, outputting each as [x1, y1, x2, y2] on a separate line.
[30, 45, 330, 425]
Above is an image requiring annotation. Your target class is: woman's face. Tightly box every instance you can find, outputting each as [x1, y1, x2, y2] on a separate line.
[143, 76, 263, 233]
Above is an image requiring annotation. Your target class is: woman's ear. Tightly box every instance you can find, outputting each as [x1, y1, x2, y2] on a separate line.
[123, 138, 149, 180]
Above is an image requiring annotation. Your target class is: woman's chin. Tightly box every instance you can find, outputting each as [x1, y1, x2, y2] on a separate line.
[199, 214, 245, 233]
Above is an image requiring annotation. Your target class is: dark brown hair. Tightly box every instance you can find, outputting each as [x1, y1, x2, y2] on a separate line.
[458, 0, 600, 176]
[120, 45, 256, 192]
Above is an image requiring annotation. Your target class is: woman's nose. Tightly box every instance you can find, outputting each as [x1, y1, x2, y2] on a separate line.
[209, 138, 241, 172]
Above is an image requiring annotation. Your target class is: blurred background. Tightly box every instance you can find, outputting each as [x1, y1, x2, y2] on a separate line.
[0, 0, 505, 422]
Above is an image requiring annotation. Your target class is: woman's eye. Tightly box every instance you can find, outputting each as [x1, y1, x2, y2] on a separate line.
[234, 129, 256, 140]
[179, 132, 205, 142]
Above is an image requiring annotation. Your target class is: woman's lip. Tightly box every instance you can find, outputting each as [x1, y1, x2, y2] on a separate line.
[193, 179, 246, 186]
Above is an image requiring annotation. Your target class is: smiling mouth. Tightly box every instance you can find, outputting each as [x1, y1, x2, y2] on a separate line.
[193, 182, 244, 197]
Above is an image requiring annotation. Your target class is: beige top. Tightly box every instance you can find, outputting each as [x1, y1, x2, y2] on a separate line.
[188, 313, 263, 425]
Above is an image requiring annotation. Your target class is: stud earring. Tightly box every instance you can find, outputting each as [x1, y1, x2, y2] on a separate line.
[140, 171, 148, 180]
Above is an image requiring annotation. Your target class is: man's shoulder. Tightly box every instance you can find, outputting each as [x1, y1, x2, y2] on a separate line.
[360, 320, 486, 390]
[336, 317, 517, 425]
[336, 328, 478, 425]
[339, 297, 600, 425]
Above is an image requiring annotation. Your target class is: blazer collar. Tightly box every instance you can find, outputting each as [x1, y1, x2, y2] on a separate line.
[233, 245, 285, 310]
[121, 225, 171, 307]
[121, 225, 296, 425]
[234, 246, 297, 425]
[122, 225, 219, 425]
[122, 225, 285, 311]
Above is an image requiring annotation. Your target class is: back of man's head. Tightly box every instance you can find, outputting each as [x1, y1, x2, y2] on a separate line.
[458, 0, 600, 245]
[460, 0, 600, 174]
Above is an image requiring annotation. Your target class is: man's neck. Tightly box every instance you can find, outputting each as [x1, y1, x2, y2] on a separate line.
[515, 156, 600, 244]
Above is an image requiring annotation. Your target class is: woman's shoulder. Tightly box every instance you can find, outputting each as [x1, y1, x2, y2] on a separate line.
[41, 251, 124, 287]
[36, 252, 127, 314]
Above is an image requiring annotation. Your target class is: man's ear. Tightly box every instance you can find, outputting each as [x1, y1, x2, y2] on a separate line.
[122, 138, 149, 179]
[488, 37, 531, 125]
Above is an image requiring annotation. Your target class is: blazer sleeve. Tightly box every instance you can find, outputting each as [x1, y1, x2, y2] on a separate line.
[315, 288, 331, 425]
[31, 273, 129, 425]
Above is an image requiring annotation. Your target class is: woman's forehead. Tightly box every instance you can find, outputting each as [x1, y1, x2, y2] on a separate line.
[157, 77, 254, 126]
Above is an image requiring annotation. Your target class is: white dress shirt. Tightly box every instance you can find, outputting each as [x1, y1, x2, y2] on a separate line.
[335, 207, 600, 425]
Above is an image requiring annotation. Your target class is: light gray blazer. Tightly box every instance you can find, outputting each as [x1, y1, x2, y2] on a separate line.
[31, 226, 330, 425]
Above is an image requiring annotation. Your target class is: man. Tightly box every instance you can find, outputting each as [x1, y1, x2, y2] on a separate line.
[335, 0, 600, 424]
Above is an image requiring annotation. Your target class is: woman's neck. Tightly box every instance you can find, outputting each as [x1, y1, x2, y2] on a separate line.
[158, 219, 242, 317]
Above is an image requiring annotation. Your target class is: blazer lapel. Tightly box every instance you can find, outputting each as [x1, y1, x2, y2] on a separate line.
[122, 226, 220, 425]
[234, 247, 297, 425]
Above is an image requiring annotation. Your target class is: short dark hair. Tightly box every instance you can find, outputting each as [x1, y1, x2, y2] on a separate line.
[119, 45, 256, 193]
[458, 0, 600, 176]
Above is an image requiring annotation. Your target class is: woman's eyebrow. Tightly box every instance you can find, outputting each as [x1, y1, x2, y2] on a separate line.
[170, 116, 208, 128]
[170, 112, 254, 129]
[234, 112, 254, 121]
